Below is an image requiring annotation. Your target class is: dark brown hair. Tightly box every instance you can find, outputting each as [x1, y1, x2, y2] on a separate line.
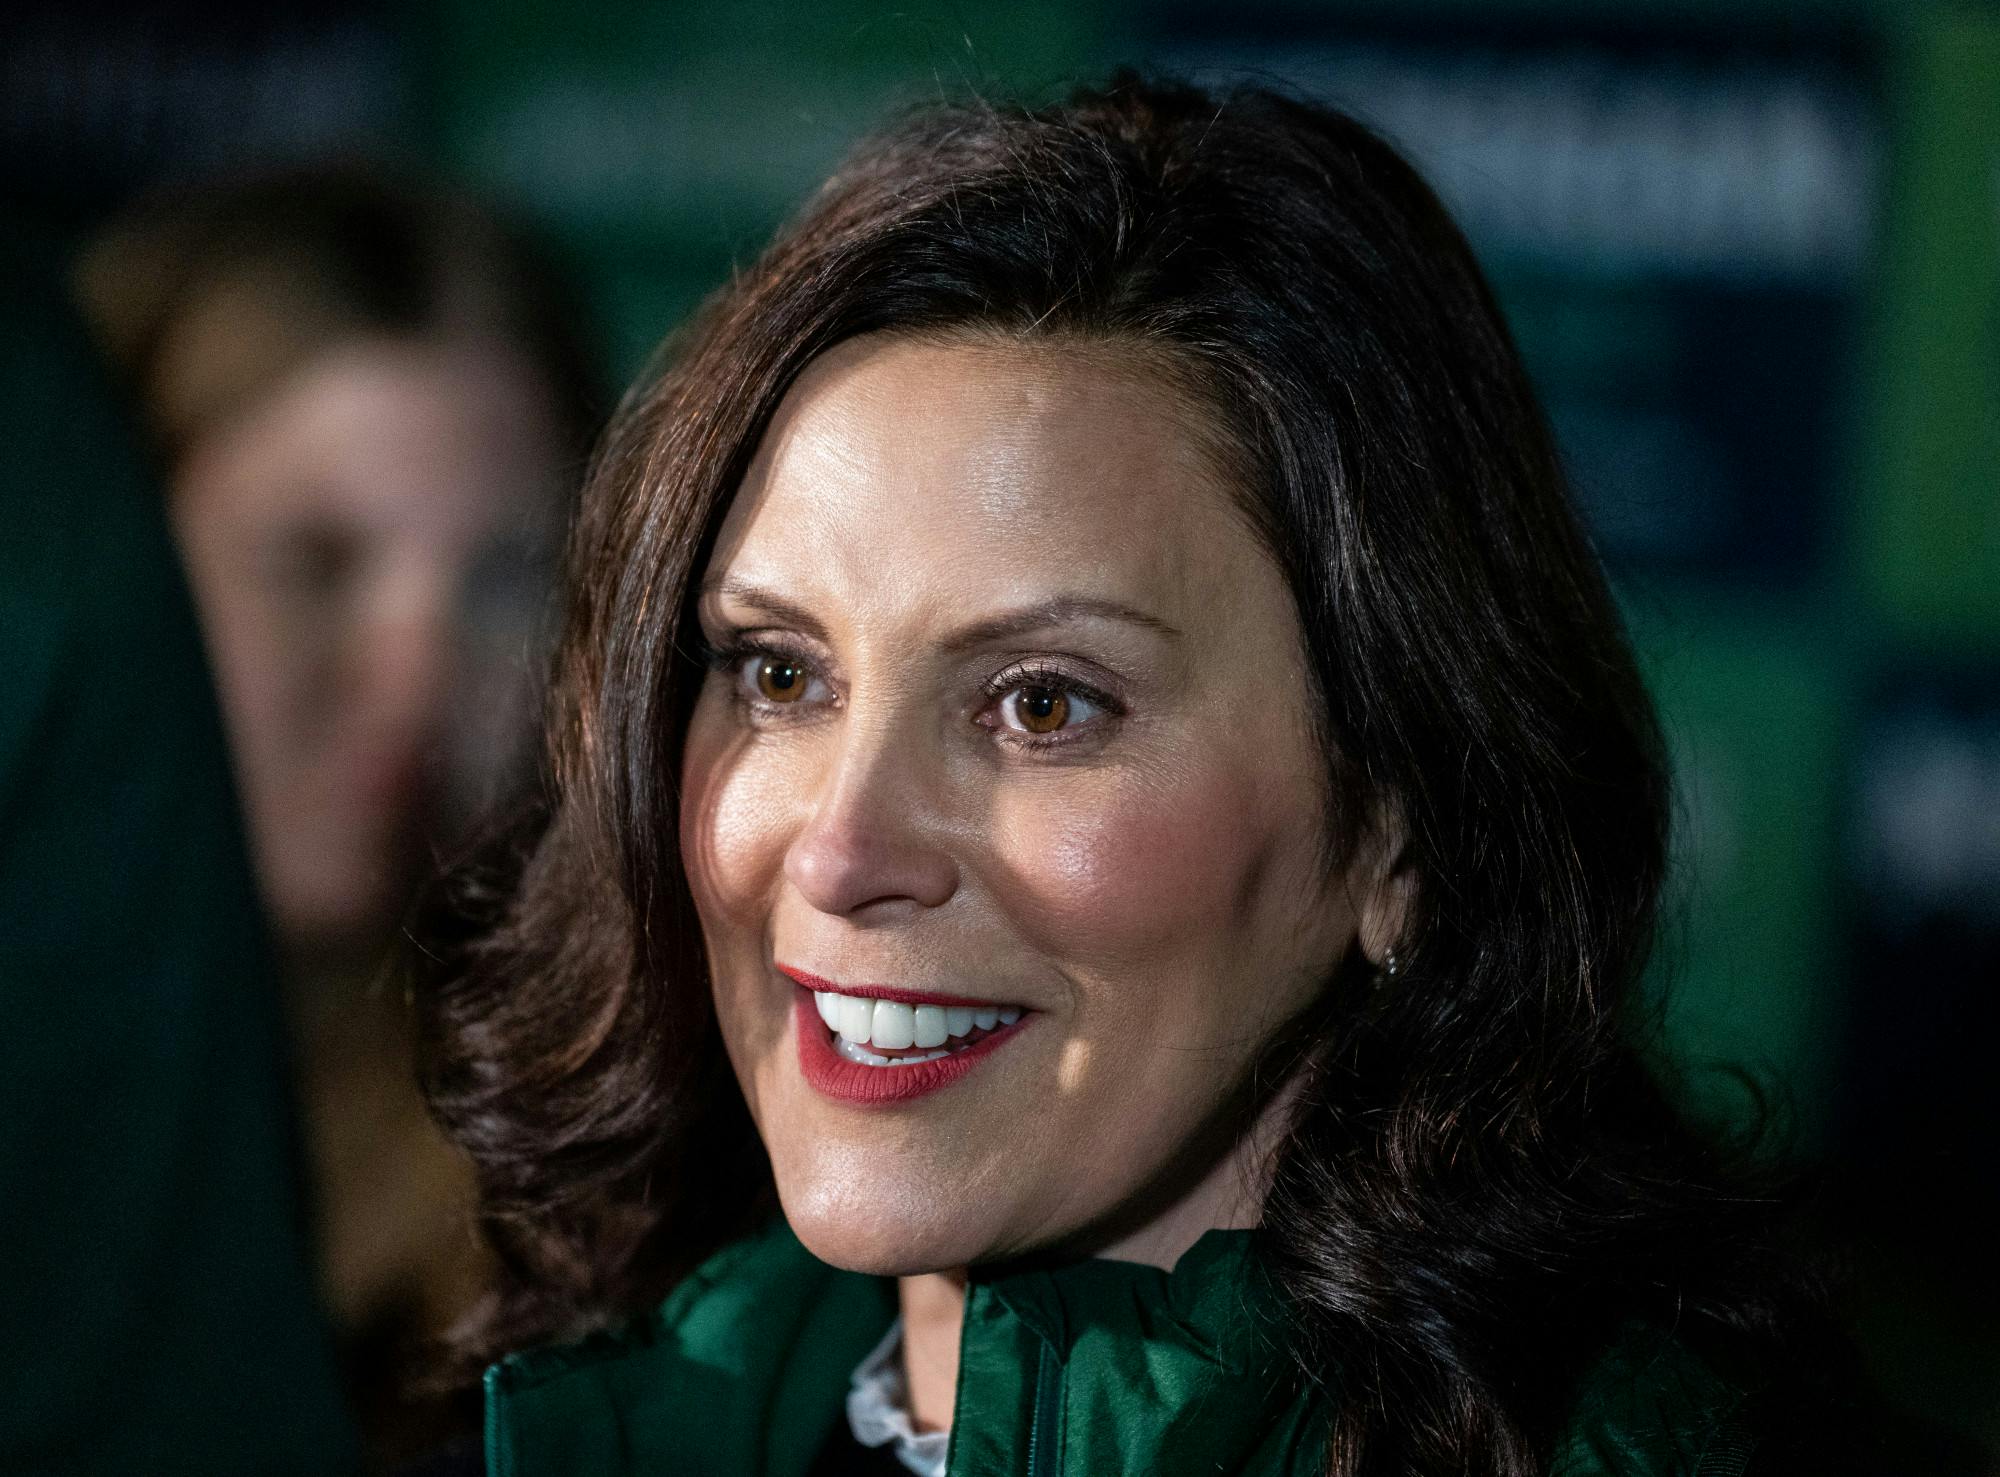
[423, 75, 1839, 1475]
[77, 162, 602, 470]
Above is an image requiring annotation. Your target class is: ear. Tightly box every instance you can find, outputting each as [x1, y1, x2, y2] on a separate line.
[1353, 798, 1416, 970]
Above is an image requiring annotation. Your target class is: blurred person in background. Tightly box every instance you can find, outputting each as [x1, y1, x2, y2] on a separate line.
[73, 166, 603, 1459]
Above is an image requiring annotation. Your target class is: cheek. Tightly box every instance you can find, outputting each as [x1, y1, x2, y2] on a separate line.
[678, 696, 799, 932]
[180, 544, 341, 766]
[680, 702, 804, 1121]
[189, 580, 319, 797]
[990, 762, 1280, 975]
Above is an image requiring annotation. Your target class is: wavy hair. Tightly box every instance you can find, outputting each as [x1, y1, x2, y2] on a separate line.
[421, 75, 1837, 1475]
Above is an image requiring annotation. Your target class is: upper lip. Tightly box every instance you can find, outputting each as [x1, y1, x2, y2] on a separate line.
[775, 963, 1023, 1011]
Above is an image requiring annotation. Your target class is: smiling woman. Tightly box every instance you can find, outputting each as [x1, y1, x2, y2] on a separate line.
[420, 76, 1870, 1477]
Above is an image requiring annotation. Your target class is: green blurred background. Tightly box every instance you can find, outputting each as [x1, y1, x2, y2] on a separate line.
[6, 0, 1996, 1458]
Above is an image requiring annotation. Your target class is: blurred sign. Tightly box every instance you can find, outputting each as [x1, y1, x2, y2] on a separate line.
[1856, 12, 2000, 643]
[0, 3, 406, 212]
[426, 0, 1102, 372]
[1142, 12, 1883, 588]
[1851, 678, 2000, 929]
[1633, 604, 1847, 1135]
[1835, 665, 2000, 1268]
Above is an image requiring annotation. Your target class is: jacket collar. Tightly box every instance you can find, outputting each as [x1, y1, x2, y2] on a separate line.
[955, 1225, 1329, 1476]
[485, 1217, 1329, 1476]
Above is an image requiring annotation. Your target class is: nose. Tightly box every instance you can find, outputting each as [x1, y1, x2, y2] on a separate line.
[354, 583, 450, 742]
[782, 725, 960, 919]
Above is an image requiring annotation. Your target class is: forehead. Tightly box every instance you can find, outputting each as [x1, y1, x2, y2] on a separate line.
[707, 334, 1263, 624]
[180, 340, 563, 539]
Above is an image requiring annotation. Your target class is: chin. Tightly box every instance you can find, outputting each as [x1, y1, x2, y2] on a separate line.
[773, 1154, 1004, 1276]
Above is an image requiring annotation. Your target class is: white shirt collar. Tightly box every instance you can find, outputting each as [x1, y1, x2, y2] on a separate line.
[845, 1315, 950, 1477]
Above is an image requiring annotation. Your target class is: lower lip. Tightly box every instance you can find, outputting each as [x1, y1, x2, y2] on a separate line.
[792, 986, 1030, 1106]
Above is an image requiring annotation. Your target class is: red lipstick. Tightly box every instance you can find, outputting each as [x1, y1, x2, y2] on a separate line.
[776, 964, 999, 1010]
[790, 984, 1030, 1106]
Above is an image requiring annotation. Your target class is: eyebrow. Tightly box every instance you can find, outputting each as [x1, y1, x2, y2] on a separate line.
[697, 576, 827, 637]
[697, 575, 1184, 651]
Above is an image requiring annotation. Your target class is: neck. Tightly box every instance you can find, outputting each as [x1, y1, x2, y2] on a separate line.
[896, 1075, 1295, 1433]
[896, 1268, 966, 1434]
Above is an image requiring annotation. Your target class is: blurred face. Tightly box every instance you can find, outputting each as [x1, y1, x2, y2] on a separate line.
[681, 334, 1392, 1275]
[172, 339, 566, 955]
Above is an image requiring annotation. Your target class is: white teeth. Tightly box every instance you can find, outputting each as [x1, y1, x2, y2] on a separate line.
[870, 1001, 917, 1049]
[835, 1037, 895, 1066]
[912, 1005, 948, 1049]
[809, 988, 1026, 1049]
[836, 1037, 950, 1067]
[836, 995, 874, 1044]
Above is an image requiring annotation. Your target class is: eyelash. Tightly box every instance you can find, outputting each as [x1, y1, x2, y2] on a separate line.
[696, 635, 824, 708]
[982, 663, 1122, 751]
[695, 635, 1123, 753]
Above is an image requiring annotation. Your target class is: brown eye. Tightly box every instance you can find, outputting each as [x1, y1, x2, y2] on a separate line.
[755, 656, 810, 703]
[1008, 685, 1069, 734]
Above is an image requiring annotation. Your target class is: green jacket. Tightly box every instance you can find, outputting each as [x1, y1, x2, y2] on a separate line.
[486, 1218, 1760, 1476]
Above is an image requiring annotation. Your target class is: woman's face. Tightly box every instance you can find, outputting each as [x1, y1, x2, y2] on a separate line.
[172, 339, 565, 956]
[682, 334, 1386, 1275]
